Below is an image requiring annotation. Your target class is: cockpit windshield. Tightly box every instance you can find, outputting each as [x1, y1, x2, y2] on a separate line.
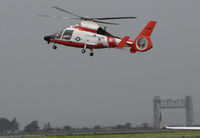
[55, 30, 63, 39]
[55, 29, 74, 40]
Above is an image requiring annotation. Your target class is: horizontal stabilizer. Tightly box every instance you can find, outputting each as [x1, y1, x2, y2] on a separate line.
[117, 36, 130, 49]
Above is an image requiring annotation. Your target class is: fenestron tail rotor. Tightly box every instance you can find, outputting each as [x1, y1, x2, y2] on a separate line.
[39, 6, 137, 25]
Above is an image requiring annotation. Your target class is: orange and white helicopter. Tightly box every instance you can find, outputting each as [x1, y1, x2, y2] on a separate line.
[40, 7, 157, 56]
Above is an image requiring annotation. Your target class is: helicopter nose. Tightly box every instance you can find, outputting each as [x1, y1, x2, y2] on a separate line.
[44, 35, 51, 41]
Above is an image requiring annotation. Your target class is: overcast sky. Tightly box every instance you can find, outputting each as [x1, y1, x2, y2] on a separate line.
[0, 0, 200, 129]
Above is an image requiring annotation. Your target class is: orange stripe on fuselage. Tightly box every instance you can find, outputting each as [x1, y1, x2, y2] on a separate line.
[74, 26, 97, 34]
[107, 36, 116, 47]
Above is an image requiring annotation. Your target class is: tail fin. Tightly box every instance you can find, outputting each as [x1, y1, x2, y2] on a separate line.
[139, 21, 157, 36]
[130, 21, 157, 53]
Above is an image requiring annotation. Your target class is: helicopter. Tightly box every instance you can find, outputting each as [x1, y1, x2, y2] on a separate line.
[40, 7, 157, 56]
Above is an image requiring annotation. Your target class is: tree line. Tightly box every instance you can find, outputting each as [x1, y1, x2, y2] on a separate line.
[0, 117, 152, 134]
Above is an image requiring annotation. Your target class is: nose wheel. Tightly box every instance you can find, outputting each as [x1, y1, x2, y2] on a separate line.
[52, 44, 57, 49]
[52, 45, 57, 49]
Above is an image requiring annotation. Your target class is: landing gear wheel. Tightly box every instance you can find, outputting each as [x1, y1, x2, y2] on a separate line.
[81, 49, 86, 54]
[52, 45, 57, 49]
[89, 52, 94, 56]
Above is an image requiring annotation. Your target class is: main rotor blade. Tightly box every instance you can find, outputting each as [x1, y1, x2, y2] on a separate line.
[93, 20, 119, 25]
[52, 6, 83, 18]
[38, 14, 79, 20]
[93, 16, 137, 20]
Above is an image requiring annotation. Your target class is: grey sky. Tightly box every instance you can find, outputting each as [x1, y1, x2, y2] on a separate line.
[0, 0, 200, 128]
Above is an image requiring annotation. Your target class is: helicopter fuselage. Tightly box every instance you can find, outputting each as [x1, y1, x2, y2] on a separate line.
[44, 20, 157, 56]
[44, 23, 133, 51]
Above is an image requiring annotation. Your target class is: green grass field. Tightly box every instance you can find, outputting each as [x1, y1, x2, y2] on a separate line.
[28, 131, 200, 138]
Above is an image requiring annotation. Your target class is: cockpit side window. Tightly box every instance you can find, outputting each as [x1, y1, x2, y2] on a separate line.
[63, 30, 74, 40]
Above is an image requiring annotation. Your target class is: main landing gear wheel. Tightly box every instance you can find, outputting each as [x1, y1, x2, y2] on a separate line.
[89, 52, 94, 56]
[52, 45, 57, 49]
[81, 49, 86, 54]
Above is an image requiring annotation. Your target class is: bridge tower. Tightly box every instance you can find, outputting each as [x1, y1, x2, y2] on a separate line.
[153, 96, 194, 128]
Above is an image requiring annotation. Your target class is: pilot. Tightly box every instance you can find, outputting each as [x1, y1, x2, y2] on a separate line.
[63, 35, 71, 40]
